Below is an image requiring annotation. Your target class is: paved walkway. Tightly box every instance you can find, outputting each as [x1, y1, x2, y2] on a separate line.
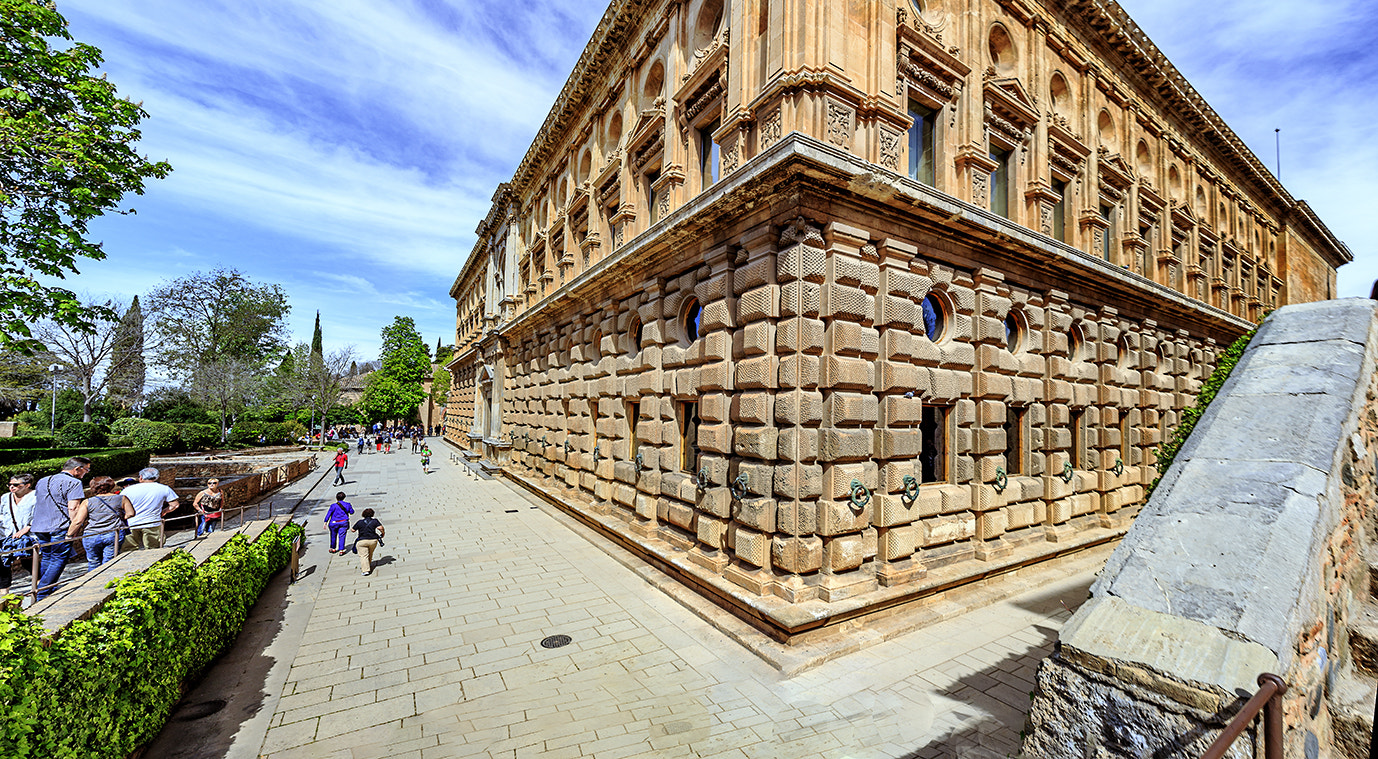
[207, 446, 1097, 759]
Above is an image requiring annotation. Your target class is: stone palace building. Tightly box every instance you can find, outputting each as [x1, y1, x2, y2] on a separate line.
[443, 0, 1350, 641]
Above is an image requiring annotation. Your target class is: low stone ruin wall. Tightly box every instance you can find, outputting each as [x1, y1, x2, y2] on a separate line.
[1022, 299, 1378, 759]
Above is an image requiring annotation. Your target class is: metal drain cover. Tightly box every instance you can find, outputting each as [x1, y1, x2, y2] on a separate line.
[540, 634, 572, 649]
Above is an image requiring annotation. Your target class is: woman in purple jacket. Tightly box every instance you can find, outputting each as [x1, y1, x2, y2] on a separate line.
[324, 492, 354, 554]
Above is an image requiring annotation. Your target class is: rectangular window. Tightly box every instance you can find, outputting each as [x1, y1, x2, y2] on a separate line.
[1099, 204, 1114, 260]
[1119, 414, 1130, 467]
[626, 400, 640, 462]
[1051, 179, 1067, 242]
[699, 120, 720, 188]
[589, 399, 599, 466]
[679, 402, 700, 472]
[908, 100, 936, 186]
[1071, 409, 1085, 471]
[1004, 406, 1025, 476]
[919, 405, 949, 483]
[646, 170, 661, 224]
[990, 148, 1011, 218]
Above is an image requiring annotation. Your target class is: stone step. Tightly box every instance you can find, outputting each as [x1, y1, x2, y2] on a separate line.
[1331, 671, 1376, 759]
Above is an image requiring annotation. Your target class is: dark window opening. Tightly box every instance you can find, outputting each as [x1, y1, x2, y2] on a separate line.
[679, 402, 701, 472]
[1004, 406, 1025, 476]
[920, 405, 949, 483]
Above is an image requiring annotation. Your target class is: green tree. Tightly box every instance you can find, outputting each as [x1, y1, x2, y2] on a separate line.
[0, 0, 171, 351]
[310, 310, 323, 357]
[145, 268, 291, 377]
[0, 349, 46, 417]
[359, 373, 424, 423]
[378, 316, 429, 385]
[430, 364, 450, 408]
[36, 297, 144, 422]
[107, 296, 145, 409]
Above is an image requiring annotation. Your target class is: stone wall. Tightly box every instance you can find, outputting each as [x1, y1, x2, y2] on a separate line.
[1022, 299, 1378, 759]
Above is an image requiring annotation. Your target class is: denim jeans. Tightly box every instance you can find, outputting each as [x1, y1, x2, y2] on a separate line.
[333, 466, 346, 485]
[329, 523, 349, 551]
[83, 531, 120, 571]
[33, 533, 72, 600]
[202, 516, 220, 536]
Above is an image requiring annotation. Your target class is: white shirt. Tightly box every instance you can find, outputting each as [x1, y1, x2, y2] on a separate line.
[122, 481, 180, 528]
[0, 491, 36, 538]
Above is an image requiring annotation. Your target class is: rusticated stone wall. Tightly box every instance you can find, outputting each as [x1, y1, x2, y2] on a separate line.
[493, 205, 1222, 635]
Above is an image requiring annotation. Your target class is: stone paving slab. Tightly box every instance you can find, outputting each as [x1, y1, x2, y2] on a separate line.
[218, 446, 1107, 759]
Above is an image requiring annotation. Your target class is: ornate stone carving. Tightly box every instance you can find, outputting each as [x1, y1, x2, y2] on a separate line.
[779, 216, 824, 247]
[879, 129, 901, 172]
[1040, 204, 1053, 235]
[657, 189, 671, 220]
[722, 141, 740, 174]
[826, 102, 853, 148]
[760, 110, 782, 149]
[973, 172, 989, 206]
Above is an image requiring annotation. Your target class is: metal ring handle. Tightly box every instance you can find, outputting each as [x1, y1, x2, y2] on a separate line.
[540, 435, 547, 447]
[592, 443, 600, 460]
[901, 475, 919, 505]
[695, 467, 709, 491]
[634, 450, 645, 473]
[1112, 457, 1124, 476]
[849, 480, 871, 511]
[1058, 461, 1073, 483]
[564, 440, 573, 454]
[994, 466, 1008, 494]
[731, 473, 749, 501]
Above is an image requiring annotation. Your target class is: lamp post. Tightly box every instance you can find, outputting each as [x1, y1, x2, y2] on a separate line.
[48, 364, 60, 432]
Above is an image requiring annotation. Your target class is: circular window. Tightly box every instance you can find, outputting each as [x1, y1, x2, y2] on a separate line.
[1068, 325, 1084, 362]
[921, 294, 946, 342]
[627, 317, 643, 356]
[682, 298, 701, 343]
[1004, 313, 1023, 353]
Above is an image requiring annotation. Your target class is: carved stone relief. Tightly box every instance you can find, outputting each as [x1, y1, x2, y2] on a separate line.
[973, 172, 989, 206]
[826, 102, 853, 149]
[879, 129, 901, 172]
[760, 109, 782, 150]
[1039, 203, 1053, 235]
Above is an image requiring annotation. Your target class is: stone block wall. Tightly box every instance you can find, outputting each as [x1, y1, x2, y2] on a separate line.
[491, 207, 1223, 631]
[1023, 299, 1378, 759]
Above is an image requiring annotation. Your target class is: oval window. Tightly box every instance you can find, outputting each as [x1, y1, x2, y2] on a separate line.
[1116, 336, 1132, 369]
[682, 298, 701, 343]
[1068, 325, 1083, 362]
[1005, 313, 1023, 353]
[921, 294, 946, 342]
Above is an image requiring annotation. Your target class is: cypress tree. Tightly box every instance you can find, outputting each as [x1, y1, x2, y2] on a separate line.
[108, 295, 145, 407]
[311, 310, 323, 357]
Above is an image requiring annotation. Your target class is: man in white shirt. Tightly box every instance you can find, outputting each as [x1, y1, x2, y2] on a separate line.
[0, 472, 37, 589]
[121, 467, 180, 549]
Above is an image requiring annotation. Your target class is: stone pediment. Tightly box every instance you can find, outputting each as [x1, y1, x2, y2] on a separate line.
[984, 75, 1039, 127]
[1098, 149, 1134, 190]
[629, 98, 665, 146]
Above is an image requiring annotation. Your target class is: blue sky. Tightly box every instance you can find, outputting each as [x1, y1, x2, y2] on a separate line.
[55, 0, 1377, 363]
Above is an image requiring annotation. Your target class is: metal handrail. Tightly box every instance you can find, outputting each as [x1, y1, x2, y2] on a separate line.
[1200, 673, 1286, 759]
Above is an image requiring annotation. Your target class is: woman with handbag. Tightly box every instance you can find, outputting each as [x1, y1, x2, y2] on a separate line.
[81, 476, 134, 571]
[351, 508, 384, 576]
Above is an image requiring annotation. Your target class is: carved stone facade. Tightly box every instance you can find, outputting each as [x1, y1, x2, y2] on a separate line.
[444, 0, 1349, 641]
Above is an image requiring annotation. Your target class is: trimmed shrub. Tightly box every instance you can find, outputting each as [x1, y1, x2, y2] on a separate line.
[0, 522, 303, 758]
[227, 421, 263, 447]
[56, 422, 107, 448]
[108, 435, 133, 448]
[109, 418, 145, 437]
[0, 449, 151, 483]
[126, 421, 181, 454]
[176, 424, 220, 451]
[0, 435, 56, 450]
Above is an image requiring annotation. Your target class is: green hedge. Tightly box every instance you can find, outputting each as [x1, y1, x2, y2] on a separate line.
[126, 421, 180, 454]
[175, 423, 220, 451]
[0, 449, 151, 483]
[56, 422, 106, 448]
[1148, 322, 1262, 497]
[0, 447, 143, 467]
[0, 435, 56, 450]
[0, 522, 304, 758]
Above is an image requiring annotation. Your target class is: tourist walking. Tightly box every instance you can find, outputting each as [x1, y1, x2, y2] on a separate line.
[325, 492, 353, 554]
[29, 457, 92, 600]
[384, 435, 392, 454]
[0, 473, 37, 590]
[420, 445, 431, 474]
[122, 468, 181, 549]
[81, 476, 133, 570]
[193, 478, 224, 537]
[357, 435, 366, 455]
[332, 447, 348, 486]
[351, 508, 384, 576]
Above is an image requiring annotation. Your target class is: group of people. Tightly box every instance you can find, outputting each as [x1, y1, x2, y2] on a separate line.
[0, 458, 226, 600]
[353, 425, 428, 456]
[323, 492, 385, 576]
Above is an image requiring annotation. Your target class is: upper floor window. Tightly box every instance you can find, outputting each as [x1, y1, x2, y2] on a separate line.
[699, 119, 720, 188]
[908, 100, 936, 186]
[1051, 179, 1067, 242]
[646, 169, 662, 224]
[682, 297, 702, 343]
[990, 147, 1012, 218]
[1099, 203, 1114, 260]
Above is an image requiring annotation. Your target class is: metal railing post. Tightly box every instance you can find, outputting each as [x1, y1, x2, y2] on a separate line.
[29, 545, 38, 604]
